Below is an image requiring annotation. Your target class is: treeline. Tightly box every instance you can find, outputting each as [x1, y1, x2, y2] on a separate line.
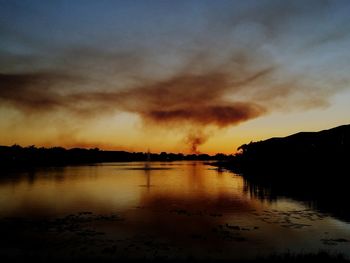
[0, 144, 231, 168]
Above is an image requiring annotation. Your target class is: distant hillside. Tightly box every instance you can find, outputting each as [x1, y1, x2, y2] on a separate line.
[223, 124, 350, 176]
[239, 124, 350, 155]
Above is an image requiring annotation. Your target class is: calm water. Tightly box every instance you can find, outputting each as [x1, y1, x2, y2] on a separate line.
[0, 161, 350, 260]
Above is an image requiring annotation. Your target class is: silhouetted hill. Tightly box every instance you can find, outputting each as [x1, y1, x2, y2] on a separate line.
[215, 124, 350, 222]
[228, 124, 350, 176]
[0, 145, 230, 169]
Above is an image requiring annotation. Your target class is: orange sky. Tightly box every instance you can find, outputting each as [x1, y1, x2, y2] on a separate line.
[1, 88, 350, 154]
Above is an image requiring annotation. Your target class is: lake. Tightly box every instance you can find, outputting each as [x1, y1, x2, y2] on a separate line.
[0, 161, 349, 261]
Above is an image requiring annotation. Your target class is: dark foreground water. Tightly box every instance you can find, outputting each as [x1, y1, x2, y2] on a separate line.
[0, 161, 349, 261]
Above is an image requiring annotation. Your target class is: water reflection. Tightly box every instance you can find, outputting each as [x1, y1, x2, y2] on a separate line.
[242, 172, 350, 223]
[0, 162, 349, 260]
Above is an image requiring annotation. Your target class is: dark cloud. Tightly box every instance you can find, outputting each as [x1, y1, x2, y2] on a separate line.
[121, 71, 269, 126]
[0, 72, 65, 111]
[0, 72, 89, 114]
[144, 104, 263, 127]
[0, 69, 269, 124]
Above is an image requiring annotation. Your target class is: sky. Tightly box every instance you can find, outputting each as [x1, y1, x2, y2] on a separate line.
[1, 0, 350, 154]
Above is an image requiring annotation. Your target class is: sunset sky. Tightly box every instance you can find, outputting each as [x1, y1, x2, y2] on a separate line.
[1, 0, 350, 154]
